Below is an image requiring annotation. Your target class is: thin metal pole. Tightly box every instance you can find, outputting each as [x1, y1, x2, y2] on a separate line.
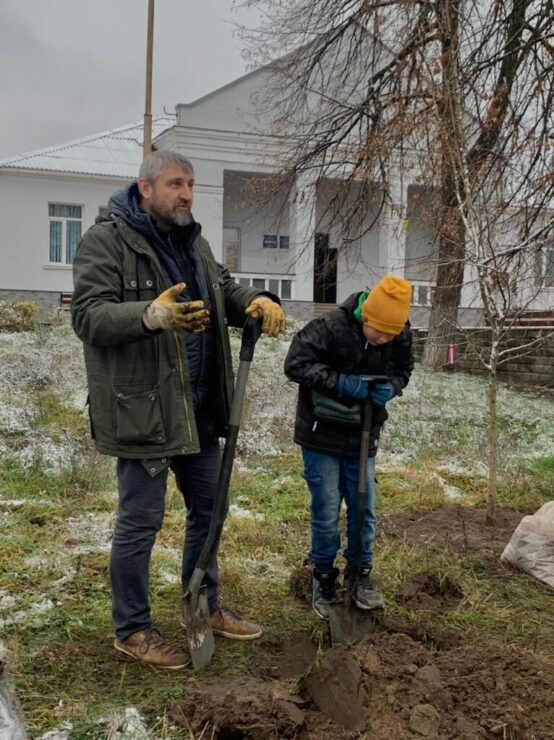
[143, 0, 155, 158]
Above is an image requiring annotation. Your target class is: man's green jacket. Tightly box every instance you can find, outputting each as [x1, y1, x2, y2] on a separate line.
[71, 217, 265, 460]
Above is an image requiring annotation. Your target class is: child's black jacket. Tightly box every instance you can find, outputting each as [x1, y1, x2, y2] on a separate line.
[284, 292, 414, 457]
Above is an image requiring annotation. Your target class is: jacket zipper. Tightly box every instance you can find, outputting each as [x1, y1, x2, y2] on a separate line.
[198, 251, 230, 420]
[174, 332, 193, 442]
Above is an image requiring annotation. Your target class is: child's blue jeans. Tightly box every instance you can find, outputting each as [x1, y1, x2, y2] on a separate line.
[301, 448, 376, 573]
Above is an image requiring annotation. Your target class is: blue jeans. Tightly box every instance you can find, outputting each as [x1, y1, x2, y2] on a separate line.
[302, 448, 376, 574]
[110, 443, 221, 641]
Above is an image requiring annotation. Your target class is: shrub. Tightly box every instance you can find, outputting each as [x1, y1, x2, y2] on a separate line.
[0, 299, 40, 332]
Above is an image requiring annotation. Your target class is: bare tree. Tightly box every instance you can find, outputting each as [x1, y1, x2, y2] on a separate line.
[456, 149, 553, 523]
[234, 0, 554, 367]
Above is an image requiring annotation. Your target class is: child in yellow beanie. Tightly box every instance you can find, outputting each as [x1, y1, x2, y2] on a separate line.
[284, 276, 413, 618]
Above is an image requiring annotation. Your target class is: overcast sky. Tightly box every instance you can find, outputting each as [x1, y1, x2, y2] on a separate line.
[0, 0, 258, 159]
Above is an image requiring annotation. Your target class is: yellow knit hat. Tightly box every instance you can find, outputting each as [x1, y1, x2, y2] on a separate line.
[361, 276, 412, 334]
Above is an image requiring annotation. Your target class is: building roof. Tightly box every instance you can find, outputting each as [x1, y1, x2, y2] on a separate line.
[0, 117, 175, 178]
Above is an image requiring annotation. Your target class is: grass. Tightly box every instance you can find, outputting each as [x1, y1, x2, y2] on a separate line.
[31, 392, 88, 438]
[1, 329, 553, 737]
[3, 443, 554, 738]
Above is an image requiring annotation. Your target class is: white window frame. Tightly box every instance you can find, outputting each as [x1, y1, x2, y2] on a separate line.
[232, 273, 294, 300]
[48, 203, 83, 265]
[536, 243, 554, 288]
[410, 280, 435, 306]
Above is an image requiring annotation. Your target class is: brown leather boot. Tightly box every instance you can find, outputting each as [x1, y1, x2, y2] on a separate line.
[209, 608, 263, 640]
[114, 628, 189, 670]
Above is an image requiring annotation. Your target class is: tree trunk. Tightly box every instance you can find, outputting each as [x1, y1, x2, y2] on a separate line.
[486, 367, 498, 525]
[422, 214, 465, 368]
[423, 0, 527, 368]
[422, 0, 465, 368]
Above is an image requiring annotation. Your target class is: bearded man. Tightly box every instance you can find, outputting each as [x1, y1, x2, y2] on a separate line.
[71, 150, 285, 669]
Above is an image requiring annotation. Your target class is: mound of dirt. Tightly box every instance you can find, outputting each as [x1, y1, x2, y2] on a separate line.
[381, 506, 524, 556]
[289, 561, 312, 602]
[353, 631, 554, 739]
[171, 628, 554, 739]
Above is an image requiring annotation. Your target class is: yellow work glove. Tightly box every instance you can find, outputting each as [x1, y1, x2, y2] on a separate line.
[143, 283, 210, 333]
[244, 295, 286, 337]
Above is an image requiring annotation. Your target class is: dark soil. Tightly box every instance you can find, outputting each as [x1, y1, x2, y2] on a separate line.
[396, 571, 465, 612]
[380, 505, 524, 556]
[172, 628, 554, 739]
[171, 506, 554, 739]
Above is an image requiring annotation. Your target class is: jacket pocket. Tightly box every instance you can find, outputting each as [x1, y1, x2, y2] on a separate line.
[113, 386, 167, 444]
[311, 390, 361, 426]
[122, 271, 157, 302]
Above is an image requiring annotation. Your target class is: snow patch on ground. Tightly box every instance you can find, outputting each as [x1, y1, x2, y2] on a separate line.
[271, 475, 296, 489]
[228, 503, 265, 522]
[37, 708, 150, 740]
[0, 590, 17, 610]
[0, 498, 26, 510]
[0, 322, 552, 482]
[39, 721, 73, 740]
[158, 571, 179, 584]
[429, 472, 464, 501]
[230, 554, 289, 582]
[65, 512, 114, 553]
[0, 598, 56, 628]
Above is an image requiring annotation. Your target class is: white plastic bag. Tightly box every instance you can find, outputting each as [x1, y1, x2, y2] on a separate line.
[501, 501, 554, 589]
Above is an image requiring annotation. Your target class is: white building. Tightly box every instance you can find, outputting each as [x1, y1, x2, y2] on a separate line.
[155, 67, 442, 321]
[0, 65, 551, 323]
[0, 117, 175, 312]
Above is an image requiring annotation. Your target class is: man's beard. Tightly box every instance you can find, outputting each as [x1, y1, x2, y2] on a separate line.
[151, 197, 192, 227]
[170, 209, 192, 227]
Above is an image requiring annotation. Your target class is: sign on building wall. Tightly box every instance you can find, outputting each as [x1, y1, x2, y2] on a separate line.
[263, 234, 278, 249]
[263, 234, 289, 249]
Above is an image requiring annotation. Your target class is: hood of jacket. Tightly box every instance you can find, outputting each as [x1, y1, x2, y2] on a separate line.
[107, 182, 162, 244]
[338, 292, 364, 321]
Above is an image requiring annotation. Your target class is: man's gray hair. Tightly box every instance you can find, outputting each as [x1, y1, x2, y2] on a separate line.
[138, 150, 194, 183]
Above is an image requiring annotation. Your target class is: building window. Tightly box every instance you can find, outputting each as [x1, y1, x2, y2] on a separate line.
[48, 204, 82, 264]
[416, 285, 432, 306]
[536, 244, 554, 287]
[281, 280, 292, 299]
[231, 274, 293, 300]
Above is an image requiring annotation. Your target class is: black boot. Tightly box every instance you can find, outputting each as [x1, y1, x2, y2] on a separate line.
[312, 567, 340, 620]
[345, 563, 384, 611]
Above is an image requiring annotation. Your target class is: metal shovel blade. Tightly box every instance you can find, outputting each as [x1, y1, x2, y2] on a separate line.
[328, 596, 380, 646]
[181, 584, 214, 670]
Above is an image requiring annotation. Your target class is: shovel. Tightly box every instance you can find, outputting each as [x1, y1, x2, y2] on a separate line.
[181, 315, 263, 669]
[328, 375, 388, 645]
